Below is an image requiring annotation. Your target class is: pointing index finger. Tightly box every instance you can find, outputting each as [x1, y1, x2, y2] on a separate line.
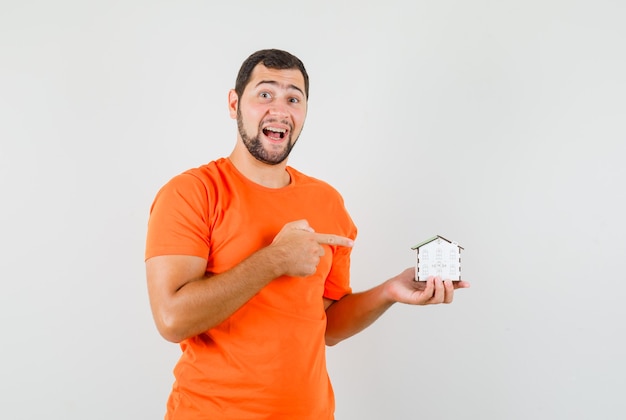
[314, 233, 354, 248]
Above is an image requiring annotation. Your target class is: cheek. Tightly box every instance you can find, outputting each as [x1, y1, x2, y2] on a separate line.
[238, 109, 262, 130]
[293, 111, 307, 130]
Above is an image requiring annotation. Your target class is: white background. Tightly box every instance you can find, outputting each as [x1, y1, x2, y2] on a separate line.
[1, 1, 625, 419]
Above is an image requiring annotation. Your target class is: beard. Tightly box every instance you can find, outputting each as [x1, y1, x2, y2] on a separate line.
[237, 107, 299, 165]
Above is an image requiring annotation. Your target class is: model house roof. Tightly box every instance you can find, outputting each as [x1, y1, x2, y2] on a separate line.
[411, 235, 464, 250]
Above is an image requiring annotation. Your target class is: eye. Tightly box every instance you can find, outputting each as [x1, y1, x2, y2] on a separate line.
[289, 97, 300, 104]
[259, 92, 271, 99]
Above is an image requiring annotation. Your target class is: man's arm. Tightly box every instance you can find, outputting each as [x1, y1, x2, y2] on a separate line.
[324, 268, 470, 346]
[147, 250, 283, 344]
[146, 220, 353, 343]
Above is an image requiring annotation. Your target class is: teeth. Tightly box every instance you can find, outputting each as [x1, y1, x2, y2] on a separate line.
[265, 127, 286, 133]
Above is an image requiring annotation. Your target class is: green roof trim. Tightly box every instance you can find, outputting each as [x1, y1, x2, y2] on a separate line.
[411, 235, 464, 250]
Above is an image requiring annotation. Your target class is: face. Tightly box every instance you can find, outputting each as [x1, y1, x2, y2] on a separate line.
[230, 65, 308, 165]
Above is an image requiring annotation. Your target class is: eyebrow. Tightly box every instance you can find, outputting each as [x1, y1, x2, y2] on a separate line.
[254, 80, 305, 97]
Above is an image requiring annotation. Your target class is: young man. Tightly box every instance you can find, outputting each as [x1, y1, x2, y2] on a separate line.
[145, 49, 469, 419]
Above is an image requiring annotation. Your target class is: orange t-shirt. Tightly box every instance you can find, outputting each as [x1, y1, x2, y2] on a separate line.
[145, 158, 357, 419]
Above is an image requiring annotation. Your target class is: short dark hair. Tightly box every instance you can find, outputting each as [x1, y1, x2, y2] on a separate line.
[235, 49, 309, 99]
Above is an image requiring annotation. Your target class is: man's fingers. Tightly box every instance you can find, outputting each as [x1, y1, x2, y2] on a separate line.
[431, 277, 445, 302]
[443, 280, 455, 304]
[314, 233, 354, 248]
[421, 277, 436, 300]
[452, 280, 471, 289]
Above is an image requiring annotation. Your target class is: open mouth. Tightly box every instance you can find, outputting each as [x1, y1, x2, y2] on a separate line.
[262, 126, 287, 140]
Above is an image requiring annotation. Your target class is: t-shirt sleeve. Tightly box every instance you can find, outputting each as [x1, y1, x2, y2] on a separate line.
[322, 196, 357, 300]
[145, 173, 211, 261]
[323, 244, 354, 300]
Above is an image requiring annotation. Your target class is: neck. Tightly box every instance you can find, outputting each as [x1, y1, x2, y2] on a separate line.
[228, 145, 291, 188]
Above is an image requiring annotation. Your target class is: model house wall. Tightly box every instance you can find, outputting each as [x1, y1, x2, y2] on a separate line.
[412, 236, 463, 281]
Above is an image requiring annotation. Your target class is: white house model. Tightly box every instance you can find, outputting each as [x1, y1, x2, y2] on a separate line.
[411, 235, 464, 281]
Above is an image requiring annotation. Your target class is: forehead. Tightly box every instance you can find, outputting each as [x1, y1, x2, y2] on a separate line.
[246, 64, 306, 96]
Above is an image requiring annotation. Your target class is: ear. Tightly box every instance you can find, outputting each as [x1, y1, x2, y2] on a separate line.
[228, 89, 239, 119]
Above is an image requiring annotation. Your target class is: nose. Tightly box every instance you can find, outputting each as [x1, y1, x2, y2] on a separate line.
[268, 101, 289, 119]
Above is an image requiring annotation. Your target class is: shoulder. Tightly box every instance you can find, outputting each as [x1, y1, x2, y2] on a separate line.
[160, 158, 230, 192]
[181, 158, 228, 184]
[151, 160, 228, 210]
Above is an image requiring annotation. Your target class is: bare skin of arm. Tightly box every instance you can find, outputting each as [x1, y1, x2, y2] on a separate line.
[146, 220, 353, 343]
[324, 268, 470, 346]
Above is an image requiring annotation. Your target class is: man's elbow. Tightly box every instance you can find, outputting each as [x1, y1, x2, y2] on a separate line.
[324, 333, 344, 347]
[324, 298, 347, 346]
[158, 328, 185, 344]
[325, 338, 340, 347]
[154, 312, 189, 344]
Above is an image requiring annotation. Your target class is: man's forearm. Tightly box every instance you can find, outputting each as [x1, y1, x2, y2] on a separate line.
[151, 248, 285, 343]
[324, 281, 395, 346]
[323, 268, 469, 346]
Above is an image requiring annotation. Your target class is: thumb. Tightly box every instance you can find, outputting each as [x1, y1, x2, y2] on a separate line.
[290, 219, 314, 233]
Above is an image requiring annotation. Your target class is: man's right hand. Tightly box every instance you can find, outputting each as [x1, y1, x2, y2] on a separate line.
[269, 219, 354, 277]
